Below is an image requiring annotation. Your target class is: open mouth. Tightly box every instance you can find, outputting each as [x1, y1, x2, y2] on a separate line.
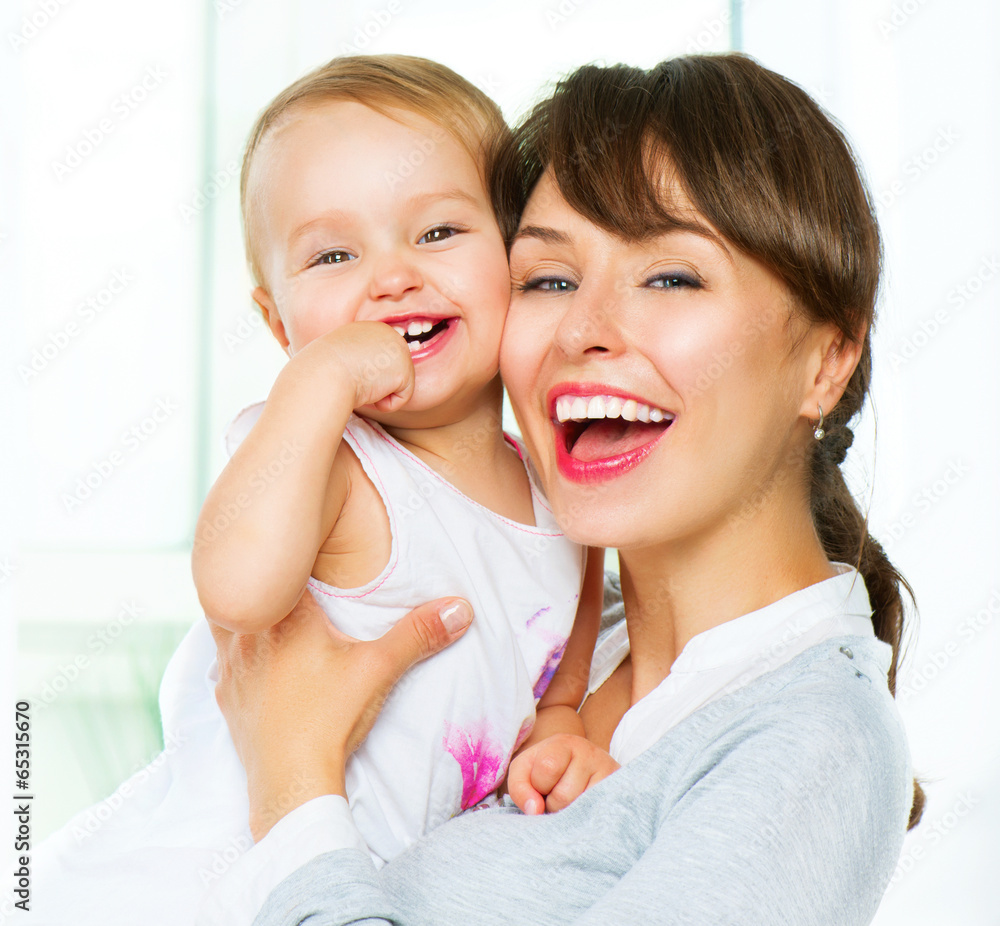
[551, 391, 675, 481]
[390, 317, 454, 354]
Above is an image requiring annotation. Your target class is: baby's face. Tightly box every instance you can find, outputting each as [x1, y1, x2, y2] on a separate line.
[250, 100, 510, 415]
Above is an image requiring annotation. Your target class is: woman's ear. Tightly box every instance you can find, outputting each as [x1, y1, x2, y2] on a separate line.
[799, 323, 864, 418]
[252, 287, 291, 355]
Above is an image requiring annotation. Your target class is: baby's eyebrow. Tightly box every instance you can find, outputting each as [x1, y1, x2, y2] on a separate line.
[401, 188, 483, 211]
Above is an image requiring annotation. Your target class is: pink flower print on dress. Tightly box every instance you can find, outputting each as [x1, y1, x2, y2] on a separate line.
[532, 640, 568, 700]
[442, 719, 508, 810]
[525, 606, 569, 701]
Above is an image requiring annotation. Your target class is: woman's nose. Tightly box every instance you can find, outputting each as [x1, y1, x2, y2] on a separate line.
[368, 250, 422, 301]
[552, 280, 626, 360]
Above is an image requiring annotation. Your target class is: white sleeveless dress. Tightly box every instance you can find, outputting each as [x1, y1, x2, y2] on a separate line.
[30, 405, 584, 925]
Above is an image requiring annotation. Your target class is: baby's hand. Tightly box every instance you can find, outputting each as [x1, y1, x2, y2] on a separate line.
[298, 321, 415, 413]
[506, 734, 620, 815]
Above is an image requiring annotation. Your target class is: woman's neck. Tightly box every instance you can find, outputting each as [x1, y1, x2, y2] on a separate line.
[618, 490, 837, 706]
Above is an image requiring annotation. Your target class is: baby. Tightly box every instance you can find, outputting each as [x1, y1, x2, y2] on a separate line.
[192, 54, 611, 858]
[33, 55, 617, 926]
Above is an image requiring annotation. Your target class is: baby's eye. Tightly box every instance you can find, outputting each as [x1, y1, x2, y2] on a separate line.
[646, 271, 701, 290]
[312, 250, 355, 266]
[517, 277, 577, 293]
[418, 225, 461, 245]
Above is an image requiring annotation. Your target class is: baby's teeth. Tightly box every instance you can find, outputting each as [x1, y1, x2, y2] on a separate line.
[406, 339, 420, 353]
[555, 396, 573, 423]
[392, 325, 407, 337]
[407, 321, 423, 337]
[621, 399, 638, 421]
[587, 395, 606, 419]
[636, 404, 651, 423]
[570, 397, 589, 420]
[605, 396, 623, 419]
[420, 320, 434, 334]
[649, 408, 664, 423]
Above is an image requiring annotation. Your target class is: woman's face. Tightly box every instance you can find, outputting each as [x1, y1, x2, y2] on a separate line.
[500, 171, 826, 551]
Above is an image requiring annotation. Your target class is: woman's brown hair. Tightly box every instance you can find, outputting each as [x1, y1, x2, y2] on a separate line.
[493, 53, 923, 828]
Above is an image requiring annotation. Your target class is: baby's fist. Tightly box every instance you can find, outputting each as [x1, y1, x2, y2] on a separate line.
[507, 734, 620, 815]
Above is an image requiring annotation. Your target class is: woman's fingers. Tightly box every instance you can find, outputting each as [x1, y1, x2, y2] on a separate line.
[370, 597, 473, 683]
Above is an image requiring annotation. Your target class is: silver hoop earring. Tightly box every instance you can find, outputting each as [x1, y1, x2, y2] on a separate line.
[813, 406, 825, 441]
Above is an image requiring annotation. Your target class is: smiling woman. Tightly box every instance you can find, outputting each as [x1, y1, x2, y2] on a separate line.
[199, 53, 920, 926]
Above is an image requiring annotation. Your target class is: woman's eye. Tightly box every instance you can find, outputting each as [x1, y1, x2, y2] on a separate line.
[418, 226, 461, 244]
[312, 250, 355, 266]
[517, 277, 577, 293]
[647, 271, 700, 290]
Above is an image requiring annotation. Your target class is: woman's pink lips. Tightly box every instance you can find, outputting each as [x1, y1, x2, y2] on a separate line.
[554, 423, 669, 484]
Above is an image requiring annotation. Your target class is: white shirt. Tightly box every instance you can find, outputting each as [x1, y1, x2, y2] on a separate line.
[197, 564, 875, 925]
[590, 563, 874, 765]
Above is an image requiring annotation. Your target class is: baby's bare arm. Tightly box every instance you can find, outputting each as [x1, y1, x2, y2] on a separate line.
[519, 546, 605, 748]
[193, 322, 413, 632]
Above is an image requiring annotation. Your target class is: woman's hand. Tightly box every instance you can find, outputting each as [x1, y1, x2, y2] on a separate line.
[209, 591, 473, 841]
[506, 733, 620, 815]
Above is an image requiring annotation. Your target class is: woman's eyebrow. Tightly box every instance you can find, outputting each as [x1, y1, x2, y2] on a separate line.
[511, 225, 571, 246]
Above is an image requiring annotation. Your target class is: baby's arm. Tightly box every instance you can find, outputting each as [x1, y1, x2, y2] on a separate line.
[507, 548, 619, 813]
[193, 322, 413, 632]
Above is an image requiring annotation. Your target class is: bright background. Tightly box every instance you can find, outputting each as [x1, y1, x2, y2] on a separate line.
[2, 0, 997, 922]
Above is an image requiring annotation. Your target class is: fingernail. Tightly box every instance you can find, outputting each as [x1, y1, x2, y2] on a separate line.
[439, 600, 472, 634]
[525, 798, 541, 816]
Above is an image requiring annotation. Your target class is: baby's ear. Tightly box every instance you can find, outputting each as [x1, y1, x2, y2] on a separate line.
[252, 287, 291, 354]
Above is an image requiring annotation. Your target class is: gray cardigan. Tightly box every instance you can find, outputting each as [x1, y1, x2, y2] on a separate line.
[256, 635, 911, 925]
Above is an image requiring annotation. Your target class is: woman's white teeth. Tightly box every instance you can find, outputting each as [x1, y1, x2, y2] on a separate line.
[554, 394, 674, 424]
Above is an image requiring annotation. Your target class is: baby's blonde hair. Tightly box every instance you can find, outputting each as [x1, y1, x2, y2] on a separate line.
[240, 54, 508, 287]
